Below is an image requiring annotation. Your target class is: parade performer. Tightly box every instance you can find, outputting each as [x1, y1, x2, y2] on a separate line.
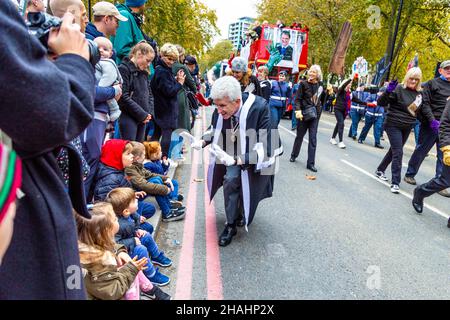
[290, 65, 325, 172]
[181, 76, 281, 246]
[374, 67, 423, 194]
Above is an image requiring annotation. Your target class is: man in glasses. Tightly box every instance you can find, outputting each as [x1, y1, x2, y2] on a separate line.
[86, 1, 128, 41]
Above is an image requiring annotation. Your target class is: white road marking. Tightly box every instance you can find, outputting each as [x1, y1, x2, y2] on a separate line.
[341, 159, 449, 220]
[279, 124, 308, 143]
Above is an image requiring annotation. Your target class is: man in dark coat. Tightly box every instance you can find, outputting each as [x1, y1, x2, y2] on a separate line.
[0, 1, 95, 299]
[413, 100, 450, 228]
[182, 76, 281, 246]
[404, 60, 450, 197]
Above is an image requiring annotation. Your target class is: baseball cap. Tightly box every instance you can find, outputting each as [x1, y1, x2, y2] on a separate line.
[93, 2, 128, 21]
[440, 60, 450, 69]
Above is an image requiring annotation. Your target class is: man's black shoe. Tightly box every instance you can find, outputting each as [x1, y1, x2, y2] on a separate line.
[447, 217, 450, 228]
[412, 188, 423, 214]
[352, 136, 357, 140]
[374, 144, 384, 149]
[289, 157, 296, 162]
[236, 214, 246, 227]
[219, 225, 237, 247]
[307, 165, 317, 172]
[358, 139, 363, 144]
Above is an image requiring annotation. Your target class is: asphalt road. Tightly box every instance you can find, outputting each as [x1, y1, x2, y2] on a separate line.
[156, 108, 450, 300]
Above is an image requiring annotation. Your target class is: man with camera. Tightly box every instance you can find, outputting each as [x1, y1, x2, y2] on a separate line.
[49, 0, 123, 202]
[0, 0, 95, 299]
[49, 0, 88, 33]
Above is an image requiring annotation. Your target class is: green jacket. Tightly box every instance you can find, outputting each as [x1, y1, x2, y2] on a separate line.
[125, 162, 170, 196]
[173, 62, 197, 131]
[79, 243, 138, 300]
[111, 4, 144, 65]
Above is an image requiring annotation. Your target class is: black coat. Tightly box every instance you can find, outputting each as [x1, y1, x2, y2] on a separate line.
[419, 77, 450, 124]
[118, 57, 150, 122]
[439, 100, 450, 147]
[151, 58, 182, 129]
[242, 75, 262, 97]
[294, 80, 325, 117]
[0, 1, 95, 299]
[378, 86, 420, 128]
[203, 93, 279, 226]
[334, 79, 366, 112]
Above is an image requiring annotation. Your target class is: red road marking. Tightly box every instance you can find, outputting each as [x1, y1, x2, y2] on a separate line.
[202, 107, 224, 300]
[174, 123, 200, 300]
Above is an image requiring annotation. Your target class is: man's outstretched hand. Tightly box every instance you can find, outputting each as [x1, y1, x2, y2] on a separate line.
[209, 144, 236, 166]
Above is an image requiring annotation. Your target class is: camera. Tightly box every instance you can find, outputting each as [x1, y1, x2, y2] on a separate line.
[26, 12, 100, 67]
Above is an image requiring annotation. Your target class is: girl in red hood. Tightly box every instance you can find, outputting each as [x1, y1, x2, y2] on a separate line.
[94, 139, 155, 233]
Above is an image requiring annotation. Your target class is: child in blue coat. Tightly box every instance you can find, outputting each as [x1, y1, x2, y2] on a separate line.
[143, 141, 183, 202]
[105, 188, 171, 287]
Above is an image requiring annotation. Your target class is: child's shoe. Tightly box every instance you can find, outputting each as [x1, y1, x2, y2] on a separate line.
[149, 268, 170, 286]
[170, 199, 183, 208]
[177, 194, 184, 201]
[162, 208, 186, 222]
[152, 251, 172, 267]
[141, 286, 171, 300]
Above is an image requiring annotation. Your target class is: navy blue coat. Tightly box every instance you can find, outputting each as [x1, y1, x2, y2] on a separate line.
[115, 214, 141, 253]
[93, 163, 132, 201]
[0, 1, 95, 299]
[151, 58, 182, 129]
[144, 160, 170, 175]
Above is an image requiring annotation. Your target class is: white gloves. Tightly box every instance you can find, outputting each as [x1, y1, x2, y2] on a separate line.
[295, 110, 303, 120]
[180, 131, 204, 150]
[209, 144, 236, 166]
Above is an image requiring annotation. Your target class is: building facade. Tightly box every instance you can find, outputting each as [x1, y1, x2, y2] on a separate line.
[228, 16, 255, 49]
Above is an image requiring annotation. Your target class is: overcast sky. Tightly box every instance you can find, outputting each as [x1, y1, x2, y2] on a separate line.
[201, 0, 259, 44]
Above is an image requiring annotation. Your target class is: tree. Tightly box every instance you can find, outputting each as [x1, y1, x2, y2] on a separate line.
[82, 0, 218, 56]
[143, 0, 218, 56]
[256, 0, 450, 80]
[198, 40, 234, 73]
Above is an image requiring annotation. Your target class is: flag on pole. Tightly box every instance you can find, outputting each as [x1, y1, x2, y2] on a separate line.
[371, 54, 390, 86]
[407, 53, 419, 71]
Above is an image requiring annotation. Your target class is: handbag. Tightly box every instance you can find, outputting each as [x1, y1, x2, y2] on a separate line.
[302, 105, 317, 121]
[186, 90, 199, 110]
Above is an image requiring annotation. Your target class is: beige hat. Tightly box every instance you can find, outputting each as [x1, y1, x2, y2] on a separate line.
[93, 2, 128, 21]
[440, 60, 450, 69]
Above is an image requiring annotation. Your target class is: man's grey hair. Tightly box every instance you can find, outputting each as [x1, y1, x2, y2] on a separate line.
[210, 76, 242, 102]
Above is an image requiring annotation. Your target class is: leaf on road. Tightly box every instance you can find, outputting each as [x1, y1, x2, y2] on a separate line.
[306, 175, 316, 181]
[194, 178, 204, 182]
